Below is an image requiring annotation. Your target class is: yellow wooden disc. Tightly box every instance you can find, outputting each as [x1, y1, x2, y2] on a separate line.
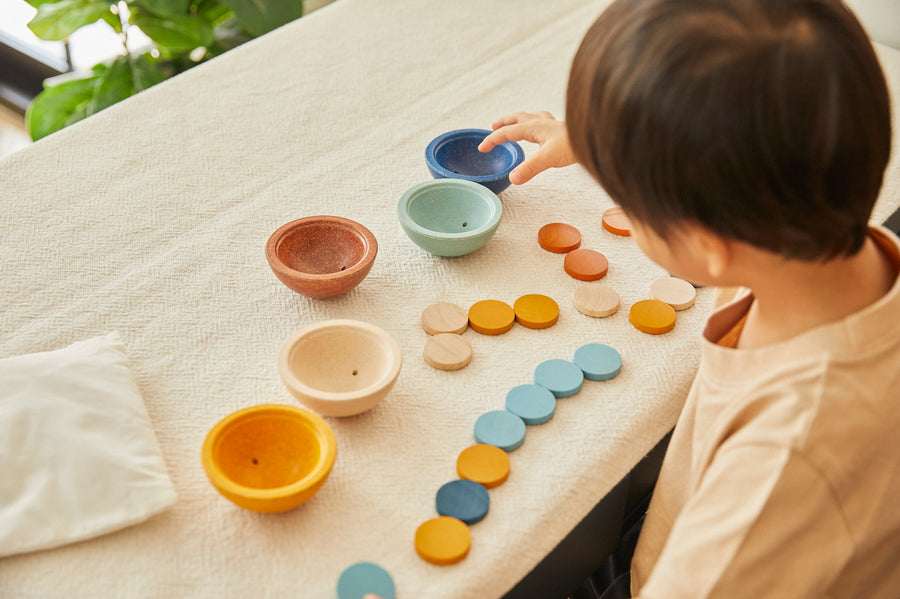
[415, 516, 471, 565]
[456, 444, 511, 488]
[421, 302, 469, 335]
[513, 294, 559, 329]
[423, 334, 473, 371]
[573, 284, 620, 318]
[629, 299, 677, 334]
[468, 300, 515, 335]
[649, 276, 696, 311]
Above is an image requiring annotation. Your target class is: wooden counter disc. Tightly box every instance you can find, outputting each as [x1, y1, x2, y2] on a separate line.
[629, 299, 677, 334]
[505, 384, 556, 425]
[573, 343, 622, 381]
[538, 223, 581, 253]
[421, 302, 469, 335]
[435, 479, 490, 525]
[564, 249, 609, 281]
[602, 207, 632, 236]
[573, 284, 620, 318]
[336, 562, 396, 599]
[423, 334, 473, 371]
[649, 276, 697, 310]
[468, 300, 515, 335]
[456, 444, 510, 488]
[533, 359, 584, 398]
[513, 294, 559, 329]
[474, 410, 527, 452]
[415, 516, 471, 566]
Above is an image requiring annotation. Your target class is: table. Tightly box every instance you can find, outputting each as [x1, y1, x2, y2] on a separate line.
[3, 1, 899, 596]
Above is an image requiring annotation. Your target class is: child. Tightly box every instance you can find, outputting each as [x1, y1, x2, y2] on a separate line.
[476, 0, 900, 597]
[369, 0, 898, 596]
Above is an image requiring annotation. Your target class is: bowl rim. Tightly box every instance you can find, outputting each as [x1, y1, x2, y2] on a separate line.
[201, 403, 337, 501]
[397, 179, 503, 240]
[278, 319, 403, 404]
[425, 128, 524, 182]
[265, 215, 378, 281]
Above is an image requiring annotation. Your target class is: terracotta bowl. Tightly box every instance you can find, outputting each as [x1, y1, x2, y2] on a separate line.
[265, 216, 377, 298]
[278, 319, 403, 417]
[201, 404, 337, 513]
[398, 179, 502, 257]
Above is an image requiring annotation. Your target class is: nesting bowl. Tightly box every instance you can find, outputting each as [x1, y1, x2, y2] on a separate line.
[425, 128, 524, 194]
[265, 215, 377, 298]
[278, 319, 403, 417]
[398, 179, 503, 257]
[201, 404, 337, 513]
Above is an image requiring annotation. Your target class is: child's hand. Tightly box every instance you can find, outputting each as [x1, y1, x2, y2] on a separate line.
[478, 111, 576, 185]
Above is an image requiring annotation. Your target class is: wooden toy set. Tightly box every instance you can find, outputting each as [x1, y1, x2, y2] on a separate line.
[202, 126, 699, 599]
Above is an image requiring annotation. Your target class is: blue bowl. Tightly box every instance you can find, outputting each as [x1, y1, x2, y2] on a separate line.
[398, 179, 502, 257]
[425, 129, 524, 194]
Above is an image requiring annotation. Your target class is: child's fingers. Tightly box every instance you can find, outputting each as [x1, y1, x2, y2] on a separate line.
[509, 150, 552, 185]
[477, 124, 530, 153]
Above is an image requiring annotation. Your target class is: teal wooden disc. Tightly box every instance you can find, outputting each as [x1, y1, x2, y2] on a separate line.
[474, 410, 526, 451]
[435, 479, 490, 524]
[573, 344, 622, 381]
[336, 562, 395, 599]
[505, 384, 556, 425]
[534, 359, 584, 398]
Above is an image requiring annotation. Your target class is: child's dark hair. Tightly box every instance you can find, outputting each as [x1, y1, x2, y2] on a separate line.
[566, 0, 891, 260]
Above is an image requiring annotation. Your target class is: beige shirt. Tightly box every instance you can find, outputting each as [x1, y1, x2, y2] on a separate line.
[631, 226, 900, 599]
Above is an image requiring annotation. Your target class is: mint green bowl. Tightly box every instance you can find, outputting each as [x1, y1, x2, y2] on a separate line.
[398, 179, 503, 257]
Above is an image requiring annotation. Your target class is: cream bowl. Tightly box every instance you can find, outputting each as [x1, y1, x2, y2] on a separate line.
[278, 319, 403, 417]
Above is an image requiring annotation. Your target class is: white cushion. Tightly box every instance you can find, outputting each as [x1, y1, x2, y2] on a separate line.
[0, 333, 177, 557]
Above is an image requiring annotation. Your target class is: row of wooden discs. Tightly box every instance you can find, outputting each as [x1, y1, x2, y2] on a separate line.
[413, 342, 624, 567]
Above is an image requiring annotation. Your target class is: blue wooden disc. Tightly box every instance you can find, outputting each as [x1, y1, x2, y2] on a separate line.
[505, 384, 556, 425]
[336, 562, 396, 599]
[435, 479, 490, 524]
[534, 359, 584, 398]
[474, 410, 526, 451]
[573, 344, 622, 381]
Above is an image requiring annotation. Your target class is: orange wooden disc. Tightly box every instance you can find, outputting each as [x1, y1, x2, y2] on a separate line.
[457, 444, 510, 488]
[538, 223, 581, 253]
[513, 294, 559, 329]
[468, 300, 515, 335]
[564, 249, 609, 281]
[629, 299, 676, 334]
[415, 516, 471, 565]
[602, 207, 632, 236]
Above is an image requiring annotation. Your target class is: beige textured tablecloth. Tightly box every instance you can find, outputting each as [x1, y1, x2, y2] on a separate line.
[2, 0, 899, 596]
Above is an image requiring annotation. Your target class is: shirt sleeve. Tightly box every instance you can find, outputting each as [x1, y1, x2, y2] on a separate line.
[635, 442, 854, 599]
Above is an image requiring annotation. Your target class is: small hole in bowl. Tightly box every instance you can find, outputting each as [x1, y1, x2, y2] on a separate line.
[252, 458, 258, 465]
[340, 266, 347, 271]
[352, 370, 358, 376]
[462, 222, 468, 227]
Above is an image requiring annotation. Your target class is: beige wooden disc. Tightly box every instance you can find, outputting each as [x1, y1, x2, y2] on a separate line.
[573, 284, 620, 318]
[421, 302, 469, 335]
[649, 276, 697, 310]
[423, 333, 473, 370]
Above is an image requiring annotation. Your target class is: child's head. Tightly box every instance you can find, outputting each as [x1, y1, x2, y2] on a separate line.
[566, 0, 891, 268]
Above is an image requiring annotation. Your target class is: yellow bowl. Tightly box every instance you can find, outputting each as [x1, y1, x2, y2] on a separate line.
[201, 404, 337, 512]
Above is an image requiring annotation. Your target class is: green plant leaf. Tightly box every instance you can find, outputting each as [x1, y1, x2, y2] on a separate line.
[101, 9, 122, 32]
[132, 11, 214, 50]
[220, 0, 303, 37]
[130, 0, 190, 19]
[28, 0, 114, 40]
[25, 72, 101, 140]
[86, 55, 136, 116]
[195, 0, 233, 25]
[128, 53, 166, 91]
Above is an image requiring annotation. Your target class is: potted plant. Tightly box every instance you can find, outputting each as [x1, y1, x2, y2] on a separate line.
[25, 0, 307, 140]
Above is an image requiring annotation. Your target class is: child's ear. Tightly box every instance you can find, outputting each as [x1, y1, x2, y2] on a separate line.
[694, 227, 732, 280]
